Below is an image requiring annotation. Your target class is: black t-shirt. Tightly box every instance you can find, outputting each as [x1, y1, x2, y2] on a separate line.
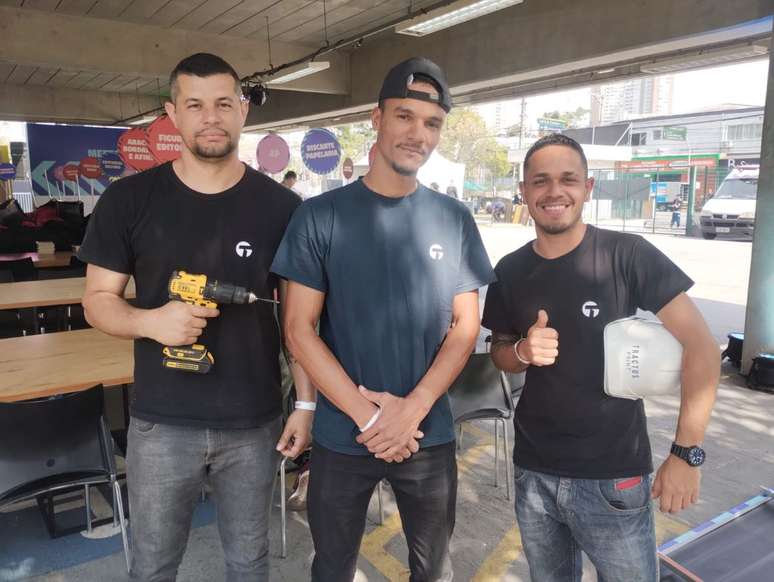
[482, 225, 693, 479]
[78, 162, 300, 429]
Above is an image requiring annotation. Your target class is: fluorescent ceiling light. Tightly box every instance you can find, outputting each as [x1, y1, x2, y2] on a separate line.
[128, 115, 158, 125]
[396, 0, 524, 37]
[265, 61, 330, 84]
[640, 44, 768, 74]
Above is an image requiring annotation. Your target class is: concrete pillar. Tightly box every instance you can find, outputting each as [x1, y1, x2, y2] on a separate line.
[741, 40, 774, 374]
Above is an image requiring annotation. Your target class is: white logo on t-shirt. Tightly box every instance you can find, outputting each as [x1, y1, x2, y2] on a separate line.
[582, 301, 600, 318]
[235, 241, 253, 258]
[429, 244, 444, 260]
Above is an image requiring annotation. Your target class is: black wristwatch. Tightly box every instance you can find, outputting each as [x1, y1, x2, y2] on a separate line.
[670, 442, 706, 467]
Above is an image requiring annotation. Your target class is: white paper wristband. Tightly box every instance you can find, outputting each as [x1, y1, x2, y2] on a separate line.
[359, 407, 382, 432]
[294, 401, 317, 411]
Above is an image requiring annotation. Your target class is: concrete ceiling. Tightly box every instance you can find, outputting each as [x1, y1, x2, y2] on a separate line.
[0, 0, 770, 127]
[0, 0, 435, 123]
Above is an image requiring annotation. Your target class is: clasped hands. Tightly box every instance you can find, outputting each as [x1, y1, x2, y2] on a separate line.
[355, 386, 428, 464]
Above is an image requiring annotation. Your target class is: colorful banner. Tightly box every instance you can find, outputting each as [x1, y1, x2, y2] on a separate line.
[0, 162, 16, 181]
[27, 123, 126, 197]
[100, 152, 125, 177]
[256, 134, 290, 174]
[79, 156, 102, 179]
[342, 157, 354, 179]
[62, 165, 79, 181]
[146, 115, 183, 163]
[301, 128, 341, 175]
[117, 127, 156, 172]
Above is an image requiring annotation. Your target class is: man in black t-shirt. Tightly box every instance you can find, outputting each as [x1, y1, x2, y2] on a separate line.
[79, 53, 314, 581]
[482, 134, 719, 582]
[272, 58, 494, 581]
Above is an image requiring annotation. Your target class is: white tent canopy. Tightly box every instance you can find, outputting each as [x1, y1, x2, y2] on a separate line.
[353, 150, 465, 198]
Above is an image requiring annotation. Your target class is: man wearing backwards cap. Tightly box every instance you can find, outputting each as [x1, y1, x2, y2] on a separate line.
[482, 133, 719, 581]
[272, 57, 494, 581]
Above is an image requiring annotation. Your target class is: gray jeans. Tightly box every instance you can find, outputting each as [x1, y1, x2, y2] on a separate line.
[126, 416, 281, 582]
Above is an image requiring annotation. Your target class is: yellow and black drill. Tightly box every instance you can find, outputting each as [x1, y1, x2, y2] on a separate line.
[162, 271, 258, 374]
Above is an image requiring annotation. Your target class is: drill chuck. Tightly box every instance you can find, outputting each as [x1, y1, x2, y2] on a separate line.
[203, 279, 256, 305]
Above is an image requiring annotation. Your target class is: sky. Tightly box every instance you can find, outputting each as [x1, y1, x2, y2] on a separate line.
[671, 59, 769, 113]
[474, 58, 770, 132]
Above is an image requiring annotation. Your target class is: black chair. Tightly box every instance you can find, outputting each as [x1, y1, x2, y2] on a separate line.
[0, 257, 37, 282]
[448, 353, 516, 499]
[0, 385, 130, 572]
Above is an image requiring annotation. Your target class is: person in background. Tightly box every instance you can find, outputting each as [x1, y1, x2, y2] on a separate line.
[671, 196, 683, 228]
[281, 170, 298, 191]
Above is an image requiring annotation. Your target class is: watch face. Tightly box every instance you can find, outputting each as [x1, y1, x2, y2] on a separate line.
[687, 447, 706, 466]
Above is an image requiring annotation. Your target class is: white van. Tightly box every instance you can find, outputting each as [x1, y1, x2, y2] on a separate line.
[699, 166, 758, 239]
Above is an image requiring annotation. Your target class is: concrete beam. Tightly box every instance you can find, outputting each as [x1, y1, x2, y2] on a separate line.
[0, 83, 164, 125]
[0, 6, 349, 95]
[348, 0, 771, 105]
[248, 0, 771, 127]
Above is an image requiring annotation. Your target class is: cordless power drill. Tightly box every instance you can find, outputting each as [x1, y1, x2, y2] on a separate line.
[162, 271, 258, 374]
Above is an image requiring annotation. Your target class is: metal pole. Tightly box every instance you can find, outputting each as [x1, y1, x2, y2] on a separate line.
[653, 169, 658, 234]
[687, 166, 697, 235]
[741, 37, 774, 374]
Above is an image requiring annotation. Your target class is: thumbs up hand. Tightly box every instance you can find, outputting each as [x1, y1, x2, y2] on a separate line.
[517, 309, 559, 366]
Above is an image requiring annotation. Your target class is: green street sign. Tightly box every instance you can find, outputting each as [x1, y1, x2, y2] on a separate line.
[663, 126, 687, 141]
[538, 118, 566, 131]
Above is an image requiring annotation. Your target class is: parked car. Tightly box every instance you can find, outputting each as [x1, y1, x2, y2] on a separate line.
[699, 166, 758, 240]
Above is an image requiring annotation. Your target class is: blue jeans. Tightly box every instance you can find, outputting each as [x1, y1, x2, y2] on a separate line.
[126, 416, 281, 582]
[513, 465, 657, 582]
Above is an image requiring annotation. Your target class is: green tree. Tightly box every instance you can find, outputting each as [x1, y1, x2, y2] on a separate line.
[335, 123, 375, 161]
[438, 108, 511, 182]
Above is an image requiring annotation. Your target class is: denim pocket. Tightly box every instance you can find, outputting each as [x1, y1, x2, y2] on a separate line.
[132, 419, 157, 434]
[513, 464, 529, 482]
[596, 475, 651, 513]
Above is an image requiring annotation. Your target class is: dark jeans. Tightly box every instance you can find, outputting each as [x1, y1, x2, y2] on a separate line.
[308, 441, 457, 582]
[126, 416, 281, 582]
[514, 465, 657, 582]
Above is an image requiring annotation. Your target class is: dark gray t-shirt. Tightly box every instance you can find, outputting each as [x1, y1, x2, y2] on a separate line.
[271, 180, 495, 455]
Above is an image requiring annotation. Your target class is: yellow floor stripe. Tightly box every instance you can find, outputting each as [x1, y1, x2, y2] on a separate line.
[360, 422, 497, 579]
[472, 526, 523, 582]
[360, 512, 409, 581]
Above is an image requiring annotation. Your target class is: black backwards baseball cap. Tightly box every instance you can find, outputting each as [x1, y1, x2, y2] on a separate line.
[378, 57, 452, 113]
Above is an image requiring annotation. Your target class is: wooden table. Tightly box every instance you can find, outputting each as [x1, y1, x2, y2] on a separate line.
[0, 277, 136, 310]
[0, 328, 133, 402]
[0, 251, 74, 268]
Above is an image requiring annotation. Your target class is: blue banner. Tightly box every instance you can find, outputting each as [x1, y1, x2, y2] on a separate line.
[27, 123, 127, 197]
[301, 128, 341, 175]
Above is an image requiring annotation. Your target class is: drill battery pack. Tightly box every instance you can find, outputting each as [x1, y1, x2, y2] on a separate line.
[162, 344, 215, 374]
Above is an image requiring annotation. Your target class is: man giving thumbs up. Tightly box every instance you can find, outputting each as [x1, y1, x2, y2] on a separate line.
[482, 134, 718, 582]
[514, 309, 558, 367]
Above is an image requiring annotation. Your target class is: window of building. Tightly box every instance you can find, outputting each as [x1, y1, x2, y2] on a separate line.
[728, 123, 763, 141]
